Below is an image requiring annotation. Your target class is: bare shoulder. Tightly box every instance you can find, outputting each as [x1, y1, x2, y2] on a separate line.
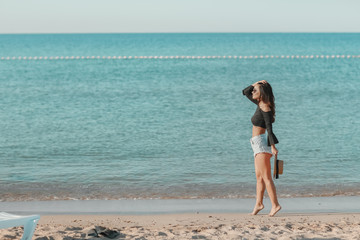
[259, 103, 271, 112]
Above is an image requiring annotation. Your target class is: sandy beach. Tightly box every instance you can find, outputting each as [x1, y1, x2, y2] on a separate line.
[1, 212, 360, 239]
[1, 197, 360, 239]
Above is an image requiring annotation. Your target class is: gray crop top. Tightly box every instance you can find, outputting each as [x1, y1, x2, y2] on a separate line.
[243, 85, 279, 146]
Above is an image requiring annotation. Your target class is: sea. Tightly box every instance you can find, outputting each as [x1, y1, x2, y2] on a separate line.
[0, 33, 359, 202]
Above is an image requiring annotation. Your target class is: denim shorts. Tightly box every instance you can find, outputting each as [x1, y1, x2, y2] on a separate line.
[250, 134, 272, 157]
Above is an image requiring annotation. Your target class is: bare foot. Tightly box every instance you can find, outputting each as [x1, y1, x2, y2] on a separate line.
[269, 205, 281, 217]
[250, 204, 264, 215]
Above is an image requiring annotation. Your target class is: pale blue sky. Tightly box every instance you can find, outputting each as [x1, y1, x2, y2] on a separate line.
[0, 0, 359, 33]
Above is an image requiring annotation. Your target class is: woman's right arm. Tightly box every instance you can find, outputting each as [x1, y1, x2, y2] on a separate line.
[243, 80, 267, 104]
[242, 85, 257, 104]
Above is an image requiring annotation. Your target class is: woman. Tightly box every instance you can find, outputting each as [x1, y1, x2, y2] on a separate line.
[243, 80, 281, 217]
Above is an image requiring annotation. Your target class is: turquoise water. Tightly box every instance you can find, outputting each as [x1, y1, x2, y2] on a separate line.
[0, 33, 360, 201]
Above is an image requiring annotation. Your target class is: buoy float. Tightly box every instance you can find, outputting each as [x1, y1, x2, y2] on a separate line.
[1, 54, 359, 61]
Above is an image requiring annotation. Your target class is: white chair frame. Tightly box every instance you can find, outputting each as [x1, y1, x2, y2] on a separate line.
[0, 212, 40, 240]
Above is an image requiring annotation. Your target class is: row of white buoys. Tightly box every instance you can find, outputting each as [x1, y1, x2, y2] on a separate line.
[1, 55, 360, 60]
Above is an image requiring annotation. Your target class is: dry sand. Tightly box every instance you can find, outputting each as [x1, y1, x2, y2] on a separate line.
[1, 212, 360, 240]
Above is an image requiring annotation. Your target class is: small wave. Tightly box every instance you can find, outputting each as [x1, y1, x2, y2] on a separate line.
[1, 188, 360, 202]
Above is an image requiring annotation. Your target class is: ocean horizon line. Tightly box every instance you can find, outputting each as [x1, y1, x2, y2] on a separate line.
[1, 32, 360, 35]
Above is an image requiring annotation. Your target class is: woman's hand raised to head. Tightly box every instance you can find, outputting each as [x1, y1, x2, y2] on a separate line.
[258, 80, 268, 85]
[252, 80, 268, 86]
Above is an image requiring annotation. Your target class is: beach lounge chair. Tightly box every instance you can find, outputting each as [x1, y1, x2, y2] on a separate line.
[0, 212, 40, 240]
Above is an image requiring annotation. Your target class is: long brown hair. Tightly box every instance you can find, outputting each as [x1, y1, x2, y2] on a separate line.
[259, 82, 276, 122]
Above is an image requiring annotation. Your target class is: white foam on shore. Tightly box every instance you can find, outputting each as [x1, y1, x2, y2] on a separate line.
[1, 196, 359, 215]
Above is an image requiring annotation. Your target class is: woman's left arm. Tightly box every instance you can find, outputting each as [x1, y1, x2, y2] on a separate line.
[261, 110, 279, 147]
[271, 145, 278, 157]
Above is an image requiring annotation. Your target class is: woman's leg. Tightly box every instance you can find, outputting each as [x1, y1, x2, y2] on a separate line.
[254, 153, 281, 217]
[251, 154, 265, 215]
